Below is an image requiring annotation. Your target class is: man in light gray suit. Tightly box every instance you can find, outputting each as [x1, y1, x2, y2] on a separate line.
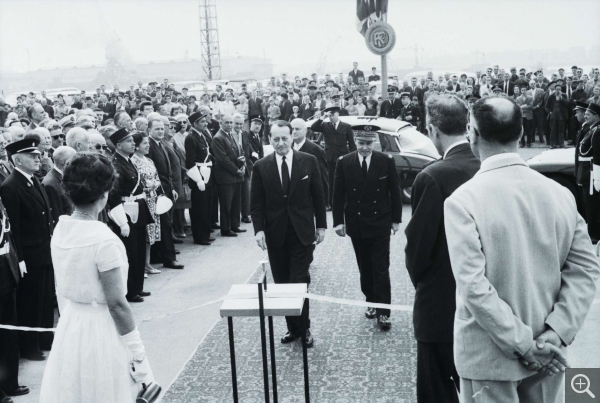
[444, 96, 600, 402]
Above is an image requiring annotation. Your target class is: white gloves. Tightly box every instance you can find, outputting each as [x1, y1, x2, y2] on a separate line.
[129, 356, 153, 384]
[18, 261, 27, 277]
[594, 164, 600, 192]
[121, 327, 154, 384]
[252, 152, 259, 159]
[186, 166, 203, 183]
[108, 203, 130, 238]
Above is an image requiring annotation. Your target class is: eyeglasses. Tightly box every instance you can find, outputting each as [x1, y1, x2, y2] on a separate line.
[94, 144, 110, 151]
[51, 134, 65, 139]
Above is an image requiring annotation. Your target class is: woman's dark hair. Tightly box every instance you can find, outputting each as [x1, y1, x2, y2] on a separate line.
[63, 153, 116, 206]
[132, 131, 148, 147]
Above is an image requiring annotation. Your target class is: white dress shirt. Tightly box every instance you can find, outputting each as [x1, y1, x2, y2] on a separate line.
[358, 153, 372, 171]
[293, 139, 306, 151]
[443, 139, 469, 159]
[275, 149, 293, 183]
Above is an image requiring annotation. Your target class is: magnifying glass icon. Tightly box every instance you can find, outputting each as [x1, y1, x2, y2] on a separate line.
[572, 374, 596, 398]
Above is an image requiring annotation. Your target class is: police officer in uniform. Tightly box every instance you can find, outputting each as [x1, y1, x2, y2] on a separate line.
[107, 128, 154, 303]
[580, 103, 600, 242]
[0, 138, 55, 361]
[185, 111, 216, 245]
[398, 92, 420, 126]
[332, 125, 402, 329]
[574, 101, 591, 220]
[311, 106, 356, 208]
[379, 86, 402, 119]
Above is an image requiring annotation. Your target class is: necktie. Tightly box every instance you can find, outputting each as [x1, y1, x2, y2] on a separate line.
[281, 156, 290, 197]
[361, 157, 368, 178]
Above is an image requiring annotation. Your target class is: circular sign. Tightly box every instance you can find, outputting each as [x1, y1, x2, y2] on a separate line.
[365, 21, 396, 56]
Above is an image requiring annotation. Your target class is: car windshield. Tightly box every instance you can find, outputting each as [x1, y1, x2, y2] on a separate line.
[378, 132, 400, 153]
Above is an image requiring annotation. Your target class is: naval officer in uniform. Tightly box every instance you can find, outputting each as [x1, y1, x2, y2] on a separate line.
[580, 103, 600, 242]
[332, 125, 402, 329]
[574, 101, 591, 220]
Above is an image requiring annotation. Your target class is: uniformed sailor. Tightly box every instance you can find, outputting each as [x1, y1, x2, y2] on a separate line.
[579, 103, 600, 241]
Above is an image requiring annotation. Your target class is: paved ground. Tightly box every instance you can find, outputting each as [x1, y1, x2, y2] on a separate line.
[14, 145, 600, 402]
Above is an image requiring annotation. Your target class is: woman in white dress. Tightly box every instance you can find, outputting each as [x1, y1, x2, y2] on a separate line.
[40, 153, 153, 403]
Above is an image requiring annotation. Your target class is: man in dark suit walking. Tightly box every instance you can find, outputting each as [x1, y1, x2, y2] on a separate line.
[332, 125, 402, 330]
[279, 93, 293, 122]
[291, 118, 328, 205]
[310, 107, 356, 207]
[248, 90, 263, 122]
[545, 81, 570, 148]
[0, 138, 55, 361]
[251, 120, 327, 347]
[42, 146, 75, 223]
[212, 114, 246, 237]
[348, 62, 365, 85]
[404, 94, 480, 403]
[147, 119, 184, 269]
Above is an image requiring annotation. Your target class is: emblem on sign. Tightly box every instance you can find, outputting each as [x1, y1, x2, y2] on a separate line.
[365, 21, 396, 56]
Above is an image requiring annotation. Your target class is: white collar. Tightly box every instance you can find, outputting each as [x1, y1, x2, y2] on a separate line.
[275, 149, 294, 163]
[294, 138, 306, 150]
[53, 166, 63, 175]
[443, 139, 469, 159]
[480, 152, 521, 169]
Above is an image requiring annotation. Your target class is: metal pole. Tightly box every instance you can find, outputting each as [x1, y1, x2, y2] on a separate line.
[268, 316, 278, 403]
[258, 283, 271, 403]
[227, 317, 239, 403]
[381, 54, 388, 101]
[301, 298, 310, 403]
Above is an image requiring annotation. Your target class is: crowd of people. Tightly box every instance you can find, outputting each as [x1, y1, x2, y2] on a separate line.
[0, 61, 598, 403]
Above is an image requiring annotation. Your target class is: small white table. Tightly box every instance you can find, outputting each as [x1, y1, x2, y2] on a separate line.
[220, 280, 310, 403]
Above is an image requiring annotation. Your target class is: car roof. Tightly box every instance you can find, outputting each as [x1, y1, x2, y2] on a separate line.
[332, 116, 412, 134]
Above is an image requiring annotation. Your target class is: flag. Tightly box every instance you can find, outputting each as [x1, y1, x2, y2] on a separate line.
[356, 0, 388, 37]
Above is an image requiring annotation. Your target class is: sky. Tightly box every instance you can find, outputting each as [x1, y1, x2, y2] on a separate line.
[1, 0, 599, 74]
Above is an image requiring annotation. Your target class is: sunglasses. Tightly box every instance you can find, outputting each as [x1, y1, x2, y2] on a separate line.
[51, 134, 65, 139]
[94, 144, 110, 151]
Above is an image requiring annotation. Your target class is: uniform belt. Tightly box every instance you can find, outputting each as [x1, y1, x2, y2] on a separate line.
[579, 157, 593, 162]
[122, 194, 146, 202]
[0, 243, 10, 256]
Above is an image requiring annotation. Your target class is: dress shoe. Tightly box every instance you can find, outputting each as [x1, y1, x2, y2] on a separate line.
[211, 223, 221, 230]
[146, 266, 161, 274]
[540, 139, 545, 144]
[221, 230, 238, 237]
[377, 315, 392, 330]
[208, 237, 216, 242]
[175, 249, 180, 255]
[173, 238, 183, 244]
[1, 397, 14, 403]
[5, 386, 29, 397]
[194, 240, 212, 246]
[164, 260, 184, 269]
[280, 332, 298, 344]
[241, 217, 251, 224]
[144, 273, 148, 278]
[126, 295, 144, 303]
[138, 291, 151, 297]
[326, 206, 332, 212]
[21, 351, 46, 361]
[174, 233, 186, 239]
[184, 224, 191, 230]
[365, 307, 377, 319]
[304, 330, 314, 348]
[232, 227, 247, 233]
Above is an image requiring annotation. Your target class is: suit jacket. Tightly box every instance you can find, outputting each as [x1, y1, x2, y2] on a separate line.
[444, 153, 600, 381]
[530, 88, 545, 114]
[43, 104, 55, 119]
[98, 102, 116, 121]
[297, 140, 328, 202]
[248, 97, 263, 118]
[280, 99, 293, 122]
[212, 128, 243, 185]
[42, 167, 72, 223]
[310, 119, 356, 162]
[0, 170, 54, 268]
[248, 131, 264, 161]
[185, 128, 215, 189]
[403, 86, 424, 104]
[378, 98, 403, 119]
[545, 93, 569, 120]
[240, 130, 254, 179]
[0, 160, 13, 186]
[332, 151, 402, 239]
[404, 143, 480, 343]
[348, 69, 365, 84]
[497, 80, 515, 96]
[163, 140, 185, 199]
[250, 150, 327, 247]
[147, 137, 174, 199]
[0, 200, 20, 296]
[299, 103, 314, 121]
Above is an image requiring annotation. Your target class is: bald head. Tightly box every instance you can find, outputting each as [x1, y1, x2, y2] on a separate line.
[66, 127, 91, 152]
[53, 146, 76, 171]
[88, 131, 106, 154]
[134, 117, 148, 132]
[291, 118, 307, 144]
[471, 97, 522, 145]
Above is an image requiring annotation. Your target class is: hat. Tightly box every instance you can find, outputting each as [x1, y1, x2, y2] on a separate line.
[326, 79, 334, 84]
[574, 101, 589, 111]
[109, 128, 132, 144]
[308, 85, 317, 90]
[387, 85, 398, 93]
[58, 115, 76, 129]
[323, 106, 341, 114]
[400, 92, 410, 98]
[188, 110, 208, 125]
[587, 103, 600, 116]
[331, 94, 341, 100]
[572, 65, 578, 69]
[6, 138, 41, 155]
[353, 125, 380, 141]
[547, 80, 557, 88]
[492, 85, 502, 92]
[251, 117, 263, 125]
[182, 87, 188, 91]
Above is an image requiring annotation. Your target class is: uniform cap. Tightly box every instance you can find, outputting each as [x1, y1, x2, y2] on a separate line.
[323, 106, 341, 114]
[353, 124, 380, 140]
[573, 101, 589, 111]
[188, 110, 208, 125]
[109, 128, 132, 144]
[587, 103, 600, 116]
[6, 138, 41, 155]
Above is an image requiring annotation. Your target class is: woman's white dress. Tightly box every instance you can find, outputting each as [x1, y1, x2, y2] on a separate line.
[40, 216, 138, 403]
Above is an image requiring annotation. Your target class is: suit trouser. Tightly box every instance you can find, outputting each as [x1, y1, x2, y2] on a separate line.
[532, 111, 545, 142]
[190, 186, 213, 242]
[266, 223, 313, 335]
[416, 341, 459, 403]
[0, 289, 19, 394]
[39, 266, 55, 350]
[549, 119, 566, 146]
[582, 185, 600, 241]
[241, 175, 251, 218]
[212, 187, 219, 225]
[459, 372, 563, 403]
[520, 118, 533, 145]
[218, 183, 241, 232]
[151, 208, 176, 263]
[172, 209, 185, 235]
[569, 116, 582, 142]
[350, 234, 392, 317]
[120, 227, 146, 298]
[327, 160, 336, 205]
[17, 264, 53, 355]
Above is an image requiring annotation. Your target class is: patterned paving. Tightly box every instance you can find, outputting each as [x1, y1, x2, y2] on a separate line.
[163, 211, 417, 402]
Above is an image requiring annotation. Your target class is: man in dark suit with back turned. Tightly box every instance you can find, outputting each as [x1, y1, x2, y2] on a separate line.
[0, 138, 55, 361]
[332, 125, 402, 330]
[310, 106, 356, 208]
[404, 94, 480, 403]
[251, 120, 327, 347]
[42, 146, 75, 223]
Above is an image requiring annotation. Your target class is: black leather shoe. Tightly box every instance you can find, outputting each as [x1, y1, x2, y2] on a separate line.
[377, 315, 391, 330]
[241, 217, 251, 223]
[174, 233, 186, 239]
[232, 227, 247, 233]
[304, 330, 314, 348]
[126, 295, 144, 303]
[1, 397, 14, 403]
[175, 249, 181, 254]
[139, 291, 151, 297]
[208, 237, 216, 242]
[280, 332, 298, 344]
[194, 240, 212, 246]
[211, 223, 221, 229]
[326, 206, 332, 211]
[21, 351, 46, 361]
[173, 238, 183, 244]
[164, 261, 184, 269]
[6, 386, 29, 397]
[365, 307, 377, 319]
[221, 231, 238, 237]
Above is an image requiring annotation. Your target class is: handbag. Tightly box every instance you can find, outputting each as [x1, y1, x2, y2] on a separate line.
[137, 382, 162, 403]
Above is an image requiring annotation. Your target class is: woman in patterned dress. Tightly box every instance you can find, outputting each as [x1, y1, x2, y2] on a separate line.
[130, 131, 162, 275]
